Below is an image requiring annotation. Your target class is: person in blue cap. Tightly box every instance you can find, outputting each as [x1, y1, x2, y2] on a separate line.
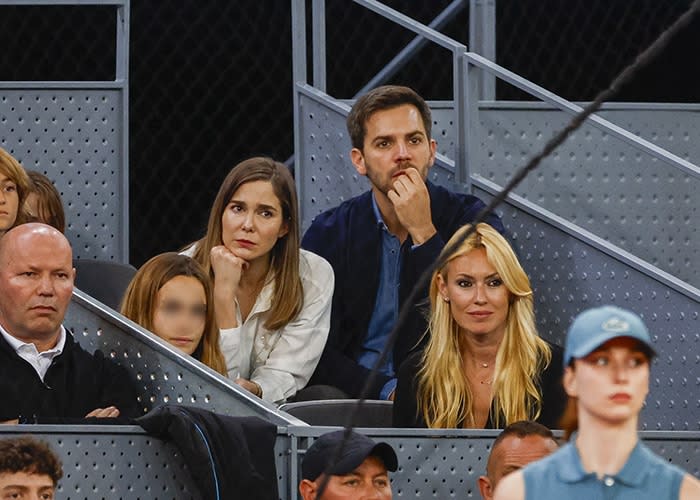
[494, 305, 700, 500]
[299, 430, 398, 499]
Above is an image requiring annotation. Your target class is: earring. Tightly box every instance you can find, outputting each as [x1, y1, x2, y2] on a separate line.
[442, 296, 450, 303]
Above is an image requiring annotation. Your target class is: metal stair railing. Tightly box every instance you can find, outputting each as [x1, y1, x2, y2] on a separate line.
[292, 0, 700, 289]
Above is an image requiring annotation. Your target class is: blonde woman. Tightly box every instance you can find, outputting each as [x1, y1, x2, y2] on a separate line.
[121, 253, 227, 375]
[0, 147, 30, 237]
[393, 223, 565, 428]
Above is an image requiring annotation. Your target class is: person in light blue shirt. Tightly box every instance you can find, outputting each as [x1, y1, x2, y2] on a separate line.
[495, 305, 700, 500]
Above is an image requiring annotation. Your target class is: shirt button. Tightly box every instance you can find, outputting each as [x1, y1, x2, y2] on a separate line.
[604, 477, 615, 487]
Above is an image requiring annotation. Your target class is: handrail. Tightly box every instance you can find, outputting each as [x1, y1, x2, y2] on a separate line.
[352, 0, 466, 52]
[465, 51, 700, 178]
[294, 0, 700, 182]
[471, 175, 700, 301]
[354, 0, 467, 97]
[0, 0, 125, 5]
[69, 288, 309, 426]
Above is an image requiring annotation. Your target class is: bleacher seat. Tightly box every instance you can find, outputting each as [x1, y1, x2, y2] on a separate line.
[73, 258, 137, 310]
[279, 399, 393, 428]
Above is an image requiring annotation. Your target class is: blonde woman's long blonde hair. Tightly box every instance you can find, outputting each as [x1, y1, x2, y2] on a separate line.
[417, 223, 551, 428]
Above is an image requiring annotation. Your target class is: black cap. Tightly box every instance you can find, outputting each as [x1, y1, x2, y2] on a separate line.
[301, 430, 399, 481]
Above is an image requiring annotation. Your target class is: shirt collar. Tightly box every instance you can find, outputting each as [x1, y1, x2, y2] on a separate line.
[614, 441, 652, 487]
[558, 439, 648, 487]
[0, 323, 66, 355]
[557, 440, 593, 483]
[371, 193, 388, 230]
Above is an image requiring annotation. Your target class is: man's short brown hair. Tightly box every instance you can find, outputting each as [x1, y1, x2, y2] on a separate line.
[346, 85, 433, 150]
[0, 437, 63, 485]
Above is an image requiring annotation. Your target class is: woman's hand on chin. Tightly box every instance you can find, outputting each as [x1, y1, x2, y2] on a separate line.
[210, 245, 248, 291]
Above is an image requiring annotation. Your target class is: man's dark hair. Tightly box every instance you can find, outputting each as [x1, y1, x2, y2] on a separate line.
[0, 437, 63, 485]
[490, 420, 555, 453]
[346, 85, 433, 150]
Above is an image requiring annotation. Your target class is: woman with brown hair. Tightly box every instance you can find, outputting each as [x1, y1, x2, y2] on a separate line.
[0, 147, 30, 237]
[25, 170, 66, 233]
[393, 223, 565, 428]
[121, 252, 227, 375]
[184, 157, 333, 404]
[495, 305, 700, 499]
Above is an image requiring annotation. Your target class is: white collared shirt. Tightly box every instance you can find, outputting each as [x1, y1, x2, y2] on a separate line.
[0, 324, 66, 382]
[219, 249, 334, 404]
[181, 245, 335, 404]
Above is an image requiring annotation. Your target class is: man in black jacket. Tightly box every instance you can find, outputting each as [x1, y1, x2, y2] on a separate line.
[302, 85, 504, 400]
[0, 223, 139, 423]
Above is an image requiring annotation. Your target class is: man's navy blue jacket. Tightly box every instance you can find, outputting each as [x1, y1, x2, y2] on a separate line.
[302, 181, 504, 398]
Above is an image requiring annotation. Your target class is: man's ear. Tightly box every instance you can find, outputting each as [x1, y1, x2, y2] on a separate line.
[478, 475, 493, 500]
[350, 148, 367, 176]
[428, 138, 437, 167]
[299, 479, 317, 500]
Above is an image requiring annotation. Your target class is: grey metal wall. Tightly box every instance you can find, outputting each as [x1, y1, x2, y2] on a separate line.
[297, 88, 699, 289]
[0, 426, 201, 499]
[287, 427, 700, 499]
[435, 102, 700, 289]
[474, 182, 699, 430]
[64, 290, 305, 426]
[295, 83, 700, 430]
[2, 425, 698, 500]
[0, 1, 129, 262]
[0, 89, 127, 260]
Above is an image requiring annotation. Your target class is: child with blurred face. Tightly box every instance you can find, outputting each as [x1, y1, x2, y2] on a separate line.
[121, 253, 227, 375]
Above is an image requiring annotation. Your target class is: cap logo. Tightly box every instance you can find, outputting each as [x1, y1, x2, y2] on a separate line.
[601, 317, 630, 333]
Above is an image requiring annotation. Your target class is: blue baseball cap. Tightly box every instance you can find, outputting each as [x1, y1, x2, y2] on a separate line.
[563, 305, 656, 368]
[301, 430, 398, 481]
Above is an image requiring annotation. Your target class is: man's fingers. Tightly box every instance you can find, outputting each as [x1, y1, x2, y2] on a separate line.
[85, 406, 121, 418]
[403, 167, 423, 183]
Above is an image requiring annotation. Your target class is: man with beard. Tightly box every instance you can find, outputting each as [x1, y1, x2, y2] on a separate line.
[302, 85, 503, 401]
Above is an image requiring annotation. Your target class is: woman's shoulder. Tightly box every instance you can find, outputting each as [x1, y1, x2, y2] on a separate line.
[299, 248, 334, 280]
[179, 242, 197, 257]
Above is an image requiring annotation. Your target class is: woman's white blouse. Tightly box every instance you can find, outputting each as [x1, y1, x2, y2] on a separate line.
[218, 249, 334, 404]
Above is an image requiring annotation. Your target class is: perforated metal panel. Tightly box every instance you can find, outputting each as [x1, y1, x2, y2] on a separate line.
[433, 103, 699, 288]
[643, 431, 700, 478]
[0, 426, 201, 499]
[0, 89, 126, 260]
[287, 427, 700, 499]
[64, 290, 305, 426]
[474, 182, 700, 430]
[1, 0, 128, 262]
[296, 87, 700, 430]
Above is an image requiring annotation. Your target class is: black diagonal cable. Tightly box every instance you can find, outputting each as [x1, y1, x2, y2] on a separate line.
[315, 1, 699, 496]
